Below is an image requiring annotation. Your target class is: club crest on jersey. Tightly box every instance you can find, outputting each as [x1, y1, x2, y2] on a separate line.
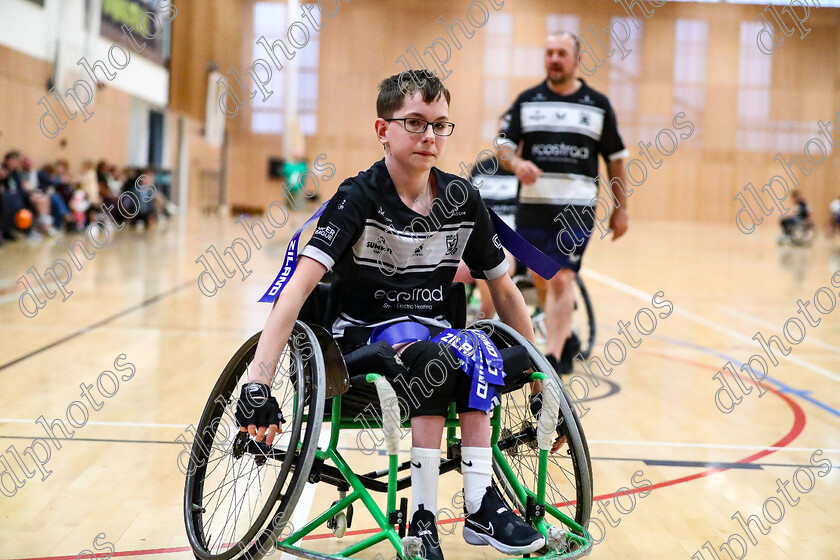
[445, 233, 459, 255]
[314, 223, 339, 245]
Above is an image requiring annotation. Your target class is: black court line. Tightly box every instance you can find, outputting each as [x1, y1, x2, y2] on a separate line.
[1, 434, 836, 472]
[0, 279, 194, 372]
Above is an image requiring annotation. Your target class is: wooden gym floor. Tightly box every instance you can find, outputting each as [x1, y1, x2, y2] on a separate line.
[1, 208, 838, 560]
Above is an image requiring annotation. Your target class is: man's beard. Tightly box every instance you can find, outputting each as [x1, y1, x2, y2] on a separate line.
[547, 67, 571, 85]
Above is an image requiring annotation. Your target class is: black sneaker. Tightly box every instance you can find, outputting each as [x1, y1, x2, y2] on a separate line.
[463, 486, 545, 555]
[558, 333, 580, 373]
[408, 505, 444, 560]
[546, 353, 571, 375]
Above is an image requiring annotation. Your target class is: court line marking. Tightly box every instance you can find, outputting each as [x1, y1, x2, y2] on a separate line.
[715, 304, 840, 356]
[1, 430, 833, 469]
[5, 342, 810, 560]
[0, 279, 194, 372]
[581, 268, 840, 383]
[647, 334, 840, 419]
[0, 324, 251, 336]
[586, 440, 840, 453]
[2, 430, 835, 456]
[0, 418, 188, 429]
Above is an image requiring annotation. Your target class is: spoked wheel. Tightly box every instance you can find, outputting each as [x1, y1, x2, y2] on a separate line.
[184, 322, 325, 560]
[473, 320, 593, 527]
[573, 274, 596, 360]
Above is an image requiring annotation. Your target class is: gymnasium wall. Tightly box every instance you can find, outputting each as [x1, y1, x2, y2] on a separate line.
[224, 0, 840, 225]
[0, 42, 133, 169]
[0, 0, 170, 173]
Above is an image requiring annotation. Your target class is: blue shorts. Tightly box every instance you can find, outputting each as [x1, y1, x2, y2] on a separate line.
[518, 208, 593, 273]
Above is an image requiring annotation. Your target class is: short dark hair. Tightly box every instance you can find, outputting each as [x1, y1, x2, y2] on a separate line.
[377, 70, 451, 119]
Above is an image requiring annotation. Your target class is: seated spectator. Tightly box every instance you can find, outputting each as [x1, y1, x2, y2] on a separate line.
[78, 160, 100, 214]
[828, 194, 840, 237]
[19, 155, 53, 236]
[38, 163, 73, 231]
[70, 185, 90, 231]
[122, 168, 157, 231]
[1, 151, 30, 240]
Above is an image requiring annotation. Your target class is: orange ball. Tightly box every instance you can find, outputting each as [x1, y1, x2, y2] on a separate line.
[15, 209, 33, 230]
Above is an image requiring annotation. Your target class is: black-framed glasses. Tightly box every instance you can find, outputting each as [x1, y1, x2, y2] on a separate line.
[385, 117, 455, 136]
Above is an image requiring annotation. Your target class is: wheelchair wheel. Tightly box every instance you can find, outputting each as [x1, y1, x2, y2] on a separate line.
[573, 274, 596, 360]
[474, 320, 593, 527]
[790, 222, 814, 246]
[184, 322, 326, 560]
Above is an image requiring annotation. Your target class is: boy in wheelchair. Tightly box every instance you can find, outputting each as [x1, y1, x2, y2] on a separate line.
[236, 71, 553, 560]
[778, 190, 814, 245]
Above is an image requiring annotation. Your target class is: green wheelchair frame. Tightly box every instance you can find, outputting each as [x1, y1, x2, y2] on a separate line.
[184, 294, 593, 560]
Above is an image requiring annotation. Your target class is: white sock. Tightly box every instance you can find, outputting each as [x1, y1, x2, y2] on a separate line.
[461, 446, 493, 514]
[411, 447, 442, 516]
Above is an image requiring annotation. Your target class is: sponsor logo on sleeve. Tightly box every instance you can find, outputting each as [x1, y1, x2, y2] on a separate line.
[314, 223, 340, 245]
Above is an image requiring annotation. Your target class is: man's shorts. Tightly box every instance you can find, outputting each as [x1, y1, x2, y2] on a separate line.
[517, 206, 594, 273]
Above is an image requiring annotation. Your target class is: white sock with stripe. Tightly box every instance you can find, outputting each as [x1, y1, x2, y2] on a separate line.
[461, 446, 493, 515]
[411, 447, 442, 516]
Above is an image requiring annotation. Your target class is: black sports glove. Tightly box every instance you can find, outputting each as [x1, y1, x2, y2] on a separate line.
[529, 392, 564, 437]
[235, 383, 285, 429]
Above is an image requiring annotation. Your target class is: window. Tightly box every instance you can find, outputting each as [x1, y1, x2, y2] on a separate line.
[250, 2, 321, 135]
[481, 12, 514, 140]
[672, 19, 708, 146]
[608, 17, 643, 142]
[734, 20, 814, 153]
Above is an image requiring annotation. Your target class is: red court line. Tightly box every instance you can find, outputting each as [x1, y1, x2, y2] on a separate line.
[10, 352, 807, 559]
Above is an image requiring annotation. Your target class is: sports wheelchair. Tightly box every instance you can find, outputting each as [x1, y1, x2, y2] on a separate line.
[466, 271, 595, 360]
[183, 283, 594, 560]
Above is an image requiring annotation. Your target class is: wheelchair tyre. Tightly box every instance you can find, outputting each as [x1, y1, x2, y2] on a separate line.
[574, 274, 596, 360]
[790, 222, 814, 246]
[184, 323, 325, 560]
[474, 320, 593, 527]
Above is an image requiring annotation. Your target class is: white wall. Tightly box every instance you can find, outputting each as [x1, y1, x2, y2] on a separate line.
[0, 0, 169, 106]
[127, 96, 150, 166]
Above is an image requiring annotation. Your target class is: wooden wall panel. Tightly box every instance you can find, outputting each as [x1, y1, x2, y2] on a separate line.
[169, 0, 243, 121]
[0, 44, 131, 173]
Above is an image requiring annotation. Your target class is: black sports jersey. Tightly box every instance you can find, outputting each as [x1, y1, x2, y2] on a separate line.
[470, 156, 518, 219]
[301, 159, 508, 338]
[499, 80, 628, 228]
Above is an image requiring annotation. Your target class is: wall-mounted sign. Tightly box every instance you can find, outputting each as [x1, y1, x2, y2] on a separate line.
[100, 0, 170, 65]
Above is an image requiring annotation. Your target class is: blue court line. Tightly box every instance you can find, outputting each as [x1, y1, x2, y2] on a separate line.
[644, 332, 840, 420]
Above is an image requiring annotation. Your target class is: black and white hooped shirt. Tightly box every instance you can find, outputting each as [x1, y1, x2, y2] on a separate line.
[301, 159, 508, 338]
[499, 80, 629, 228]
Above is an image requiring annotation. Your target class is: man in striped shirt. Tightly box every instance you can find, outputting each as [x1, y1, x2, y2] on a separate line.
[498, 31, 630, 373]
